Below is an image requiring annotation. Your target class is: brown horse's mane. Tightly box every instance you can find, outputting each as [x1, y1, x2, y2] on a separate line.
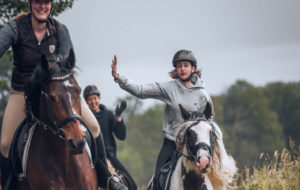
[24, 57, 74, 119]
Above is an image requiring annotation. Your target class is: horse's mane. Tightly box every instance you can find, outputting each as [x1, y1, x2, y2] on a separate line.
[206, 122, 237, 189]
[24, 58, 74, 119]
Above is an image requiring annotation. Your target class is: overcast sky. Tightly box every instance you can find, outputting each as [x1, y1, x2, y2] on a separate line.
[57, 0, 300, 110]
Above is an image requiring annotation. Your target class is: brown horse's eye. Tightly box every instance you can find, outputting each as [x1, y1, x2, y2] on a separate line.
[76, 87, 81, 94]
[49, 95, 57, 102]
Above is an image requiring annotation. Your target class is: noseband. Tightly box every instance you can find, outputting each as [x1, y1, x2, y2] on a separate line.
[178, 119, 217, 163]
[28, 72, 85, 140]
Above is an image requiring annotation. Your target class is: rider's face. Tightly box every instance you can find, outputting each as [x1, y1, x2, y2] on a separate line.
[86, 94, 101, 113]
[31, 0, 52, 22]
[175, 61, 195, 80]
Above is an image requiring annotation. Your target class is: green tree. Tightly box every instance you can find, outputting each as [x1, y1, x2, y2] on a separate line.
[0, 0, 76, 26]
[212, 95, 236, 155]
[222, 80, 284, 168]
[264, 82, 300, 148]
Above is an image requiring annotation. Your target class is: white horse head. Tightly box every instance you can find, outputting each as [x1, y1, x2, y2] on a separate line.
[170, 105, 237, 190]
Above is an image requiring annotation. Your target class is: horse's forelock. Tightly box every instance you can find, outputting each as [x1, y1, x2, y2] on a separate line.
[24, 61, 74, 118]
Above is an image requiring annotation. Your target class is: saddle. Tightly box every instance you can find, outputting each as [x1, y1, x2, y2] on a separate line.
[9, 118, 96, 181]
[157, 151, 181, 190]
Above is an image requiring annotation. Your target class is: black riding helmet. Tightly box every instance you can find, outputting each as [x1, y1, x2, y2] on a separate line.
[28, 0, 55, 23]
[172, 49, 197, 68]
[83, 85, 101, 100]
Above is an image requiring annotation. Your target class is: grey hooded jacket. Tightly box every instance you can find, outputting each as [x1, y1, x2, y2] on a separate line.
[114, 75, 213, 141]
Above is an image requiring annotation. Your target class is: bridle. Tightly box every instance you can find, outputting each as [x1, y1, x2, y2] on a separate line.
[28, 72, 86, 140]
[177, 119, 218, 163]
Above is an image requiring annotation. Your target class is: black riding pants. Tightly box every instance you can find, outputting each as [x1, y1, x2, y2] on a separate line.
[153, 138, 176, 190]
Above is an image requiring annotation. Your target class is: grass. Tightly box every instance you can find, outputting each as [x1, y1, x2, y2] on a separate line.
[233, 140, 300, 190]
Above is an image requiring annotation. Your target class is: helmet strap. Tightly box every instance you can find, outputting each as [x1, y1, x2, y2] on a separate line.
[180, 73, 193, 83]
[180, 72, 198, 84]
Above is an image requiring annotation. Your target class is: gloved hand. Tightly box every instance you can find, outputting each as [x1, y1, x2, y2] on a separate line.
[115, 100, 127, 117]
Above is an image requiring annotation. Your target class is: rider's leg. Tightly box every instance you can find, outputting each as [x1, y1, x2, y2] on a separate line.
[0, 92, 26, 157]
[151, 138, 176, 190]
[95, 134, 128, 190]
[81, 102, 127, 190]
[81, 101, 100, 138]
[0, 91, 26, 188]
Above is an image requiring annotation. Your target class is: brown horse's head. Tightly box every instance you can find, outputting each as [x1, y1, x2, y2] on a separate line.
[25, 49, 85, 154]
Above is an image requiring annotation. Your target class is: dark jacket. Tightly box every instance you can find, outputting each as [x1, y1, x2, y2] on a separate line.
[93, 104, 126, 158]
[0, 13, 73, 91]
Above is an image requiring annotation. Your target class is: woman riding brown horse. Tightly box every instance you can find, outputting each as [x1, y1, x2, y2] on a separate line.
[17, 50, 98, 190]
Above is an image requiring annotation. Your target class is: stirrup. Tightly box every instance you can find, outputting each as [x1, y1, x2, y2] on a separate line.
[107, 173, 128, 190]
[107, 173, 125, 186]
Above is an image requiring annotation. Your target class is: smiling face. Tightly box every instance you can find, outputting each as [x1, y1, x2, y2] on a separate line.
[30, 0, 52, 22]
[175, 61, 196, 81]
[86, 94, 101, 113]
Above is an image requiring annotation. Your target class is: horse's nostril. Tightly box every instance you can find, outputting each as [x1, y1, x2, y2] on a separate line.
[68, 139, 85, 154]
[78, 140, 85, 149]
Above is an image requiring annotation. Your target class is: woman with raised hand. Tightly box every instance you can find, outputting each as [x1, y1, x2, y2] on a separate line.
[111, 49, 214, 190]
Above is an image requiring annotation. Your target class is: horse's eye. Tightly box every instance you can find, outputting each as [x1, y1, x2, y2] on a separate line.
[76, 87, 81, 94]
[49, 95, 57, 102]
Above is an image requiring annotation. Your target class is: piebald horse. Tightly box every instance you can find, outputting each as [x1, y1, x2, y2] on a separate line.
[170, 105, 237, 190]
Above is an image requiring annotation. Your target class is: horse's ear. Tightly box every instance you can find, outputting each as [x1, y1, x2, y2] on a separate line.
[41, 55, 50, 71]
[179, 104, 191, 120]
[175, 125, 188, 148]
[66, 49, 75, 69]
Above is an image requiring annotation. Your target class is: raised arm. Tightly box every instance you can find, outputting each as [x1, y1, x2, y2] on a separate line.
[111, 55, 170, 101]
[111, 55, 119, 79]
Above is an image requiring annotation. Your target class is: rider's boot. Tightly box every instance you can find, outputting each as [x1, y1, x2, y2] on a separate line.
[95, 134, 128, 190]
[1, 153, 15, 190]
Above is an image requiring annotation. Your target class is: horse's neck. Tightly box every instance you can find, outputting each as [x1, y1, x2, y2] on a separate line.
[170, 157, 214, 190]
[31, 126, 69, 162]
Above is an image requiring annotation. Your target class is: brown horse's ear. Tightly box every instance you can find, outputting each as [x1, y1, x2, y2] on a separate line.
[65, 49, 75, 70]
[179, 104, 191, 121]
[41, 54, 50, 71]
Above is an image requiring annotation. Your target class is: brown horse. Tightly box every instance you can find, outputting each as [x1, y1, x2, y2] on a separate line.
[17, 50, 98, 190]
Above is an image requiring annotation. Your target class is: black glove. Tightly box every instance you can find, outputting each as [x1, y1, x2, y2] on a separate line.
[115, 100, 127, 117]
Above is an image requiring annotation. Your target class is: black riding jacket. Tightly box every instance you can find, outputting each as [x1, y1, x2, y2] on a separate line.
[0, 13, 73, 91]
[93, 104, 127, 158]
